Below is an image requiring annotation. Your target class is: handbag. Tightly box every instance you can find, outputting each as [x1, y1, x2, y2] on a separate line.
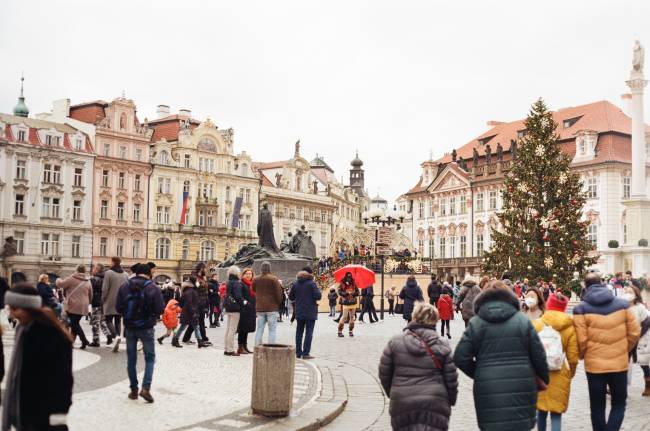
[394, 298, 404, 314]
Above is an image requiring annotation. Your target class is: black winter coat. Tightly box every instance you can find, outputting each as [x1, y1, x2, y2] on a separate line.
[208, 280, 220, 307]
[453, 288, 549, 431]
[379, 324, 458, 431]
[16, 321, 73, 428]
[90, 272, 105, 308]
[289, 271, 322, 321]
[427, 281, 442, 305]
[399, 280, 424, 321]
[180, 285, 199, 326]
[225, 276, 244, 312]
[237, 281, 256, 334]
[36, 282, 58, 309]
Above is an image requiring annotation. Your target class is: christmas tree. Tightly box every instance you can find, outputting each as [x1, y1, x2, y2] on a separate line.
[482, 99, 598, 292]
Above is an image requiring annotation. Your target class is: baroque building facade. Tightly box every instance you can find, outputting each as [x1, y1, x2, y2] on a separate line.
[254, 146, 369, 257]
[146, 108, 258, 281]
[401, 100, 650, 280]
[0, 85, 95, 281]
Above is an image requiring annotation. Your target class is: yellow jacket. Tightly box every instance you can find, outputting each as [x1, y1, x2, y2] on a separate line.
[533, 311, 579, 413]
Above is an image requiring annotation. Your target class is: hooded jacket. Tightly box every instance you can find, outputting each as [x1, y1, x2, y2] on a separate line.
[179, 282, 199, 325]
[399, 279, 424, 322]
[532, 310, 579, 414]
[573, 284, 640, 373]
[436, 294, 454, 321]
[289, 271, 322, 321]
[458, 280, 481, 321]
[102, 265, 129, 315]
[453, 288, 549, 431]
[162, 299, 181, 329]
[90, 270, 105, 308]
[56, 272, 92, 315]
[379, 324, 458, 431]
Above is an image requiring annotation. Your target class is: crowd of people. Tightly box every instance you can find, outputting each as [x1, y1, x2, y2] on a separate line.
[378, 270, 649, 431]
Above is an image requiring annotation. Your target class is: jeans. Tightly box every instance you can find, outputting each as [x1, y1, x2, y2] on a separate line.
[255, 311, 279, 346]
[329, 305, 336, 316]
[224, 312, 240, 352]
[126, 327, 155, 390]
[295, 319, 316, 358]
[105, 314, 122, 338]
[537, 410, 561, 431]
[586, 371, 627, 431]
[68, 313, 89, 345]
[173, 323, 202, 342]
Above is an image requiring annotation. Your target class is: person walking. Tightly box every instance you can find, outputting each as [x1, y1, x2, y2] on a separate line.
[3, 284, 73, 431]
[56, 265, 92, 349]
[337, 272, 360, 337]
[36, 273, 61, 317]
[427, 274, 442, 307]
[359, 285, 378, 323]
[437, 291, 454, 339]
[533, 292, 579, 431]
[208, 273, 221, 328]
[327, 287, 338, 317]
[572, 272, 640, 431]
[457, 274, 481, 328]
[171, 281, 209, 348]
[523, 285, 545, 320]
[453, 280, 549, 431]
[379, 302, 458, 430]
[386, 286, 397, 316]
[223, 266, 244, 356]
[115, 262, 165, 403]
[158, 297, 181, 345]
[289, 267, 322, 359]
[193, 263, 210, 343]
[237, 268, 257, 354]
[102, 256, 129, 352]
[621, 285, 650, 396]
[254, 261, 284, 346]
[400, 275, 424, 323]
[89, 264, 112, 347]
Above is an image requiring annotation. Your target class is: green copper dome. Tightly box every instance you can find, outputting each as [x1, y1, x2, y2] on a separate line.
[13, 76, 29, 118]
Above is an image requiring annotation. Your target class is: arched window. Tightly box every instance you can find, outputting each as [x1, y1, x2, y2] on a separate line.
[240, 163, 248, 176]
[155, 238, 171, 260]
[201, 240, 214, 261]
[296, 174, 302, 192]
[183, 180, 190, 193]
[159, 150, 169, 165]
[119, 113, 127, 130]
[181, 239, 189, 260]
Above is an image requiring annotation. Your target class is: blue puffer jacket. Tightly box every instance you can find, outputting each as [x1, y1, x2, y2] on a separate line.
[289, 271, 322, 321]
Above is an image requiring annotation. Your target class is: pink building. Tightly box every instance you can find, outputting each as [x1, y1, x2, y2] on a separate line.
[69, 96, 153, 267]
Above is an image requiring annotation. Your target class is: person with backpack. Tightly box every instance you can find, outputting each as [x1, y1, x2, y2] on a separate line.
[532, 292, 579, 431]
[457, 274, 481, 328]
[115, 262, 165, 403]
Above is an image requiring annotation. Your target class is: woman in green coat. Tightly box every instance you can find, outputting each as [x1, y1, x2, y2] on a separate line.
[453, 281, 549, 431]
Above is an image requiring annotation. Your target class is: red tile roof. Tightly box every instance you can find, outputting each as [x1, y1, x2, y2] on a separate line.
[28, 128, 41, 145]
[436, 100, 647, 164]
[4, 124, 14, 141]
[148, 115, 200, 141]
[253, 160, 290, 170]
[70, 101, 107, 124]
[404, 177, 425, 195]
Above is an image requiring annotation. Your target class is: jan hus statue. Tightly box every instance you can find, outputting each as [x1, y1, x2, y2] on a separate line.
[257, 203, 279, 252]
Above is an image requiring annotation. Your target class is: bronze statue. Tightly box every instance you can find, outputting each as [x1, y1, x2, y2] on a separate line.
[496, 142, 503, 161]
[485, 144, 492, 165]
[472, 147, 479, 166]
[510, 139, 517, 160]
[257, 203, 279, 252]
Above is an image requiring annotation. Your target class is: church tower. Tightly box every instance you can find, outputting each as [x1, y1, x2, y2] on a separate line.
[349, 151, 366, 196]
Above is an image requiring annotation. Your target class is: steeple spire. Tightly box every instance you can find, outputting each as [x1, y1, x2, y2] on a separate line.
[13, 73, 29, 118]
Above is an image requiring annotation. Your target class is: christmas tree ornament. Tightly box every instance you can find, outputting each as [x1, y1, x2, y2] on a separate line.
[535, 145, 545, 157]
[544, 256, 554, 268]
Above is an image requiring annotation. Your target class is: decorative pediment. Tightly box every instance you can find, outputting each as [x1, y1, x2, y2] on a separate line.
[132, 192, 144, 203]
[586, 209, 600, 224]
[427, 226, 435, 238]
[427, 165, 470, 193]
[437, 225, 447, 236]
[116, 190, 129, 201]
[448, 223, 457, 235]
[40, 185, 64, 196]
[417, 227, 425, 240]
[13, 183, 29, 193]
[458, 222, 468, 235]
[99, 189, 112, 199]
[71, 189, 86, 198]
[475, 220, 485, 234]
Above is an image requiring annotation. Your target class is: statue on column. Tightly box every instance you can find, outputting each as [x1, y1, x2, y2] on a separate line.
[472, 147, 479, 166]
[510, 139, 517, 160]
[294, 140, 301, 158]
[484, 144, 492, 165]
[496, 142, 503, 161]
[632, 40, 644, 77]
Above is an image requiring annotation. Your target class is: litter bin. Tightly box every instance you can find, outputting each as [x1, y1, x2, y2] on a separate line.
[251, 344, 296, 417]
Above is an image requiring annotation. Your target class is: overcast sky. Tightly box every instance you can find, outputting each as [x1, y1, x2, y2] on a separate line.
[2, 0, 649, 201]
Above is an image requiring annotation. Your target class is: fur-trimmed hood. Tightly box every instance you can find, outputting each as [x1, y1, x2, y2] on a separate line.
[474, 287, 520, 323]
[297, 271, 314, 281]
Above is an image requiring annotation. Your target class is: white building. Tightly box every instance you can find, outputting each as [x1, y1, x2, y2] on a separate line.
[0, 83, 95, 281]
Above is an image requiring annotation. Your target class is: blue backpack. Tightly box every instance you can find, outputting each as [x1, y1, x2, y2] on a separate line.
[123, 280, 153, 329]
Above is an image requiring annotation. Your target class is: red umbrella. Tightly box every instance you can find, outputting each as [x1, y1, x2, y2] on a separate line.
[333, 264, 376, 289]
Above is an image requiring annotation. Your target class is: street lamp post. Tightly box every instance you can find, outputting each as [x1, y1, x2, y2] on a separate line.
[363, 206, 406, 321]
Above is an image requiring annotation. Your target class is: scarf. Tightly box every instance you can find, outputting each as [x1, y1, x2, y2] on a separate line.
[242, 277, 256, 298]
[2, 323, 29, 431]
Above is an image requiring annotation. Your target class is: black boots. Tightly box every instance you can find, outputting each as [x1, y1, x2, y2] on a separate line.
[171, 338, 182, 348]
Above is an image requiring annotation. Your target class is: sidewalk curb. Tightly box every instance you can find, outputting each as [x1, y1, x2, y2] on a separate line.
[261, 363, 348, 431]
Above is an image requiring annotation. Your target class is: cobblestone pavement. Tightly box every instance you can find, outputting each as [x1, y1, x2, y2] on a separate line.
[4, 310, 649, 430]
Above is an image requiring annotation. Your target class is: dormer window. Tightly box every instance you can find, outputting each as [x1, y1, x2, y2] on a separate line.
[75, 138, 83, 151]
[17, 130, 26, 142]
[563, 116, 581, 129]
[45, 135, 60, 146]
[159, 150, 169, 165]
[517, 130, 527, 139]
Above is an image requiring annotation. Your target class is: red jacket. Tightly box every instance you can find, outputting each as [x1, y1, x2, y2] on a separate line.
[162, 299, 181, 329]
[219, 283, 226, 298]
[436, 295, 454, 321]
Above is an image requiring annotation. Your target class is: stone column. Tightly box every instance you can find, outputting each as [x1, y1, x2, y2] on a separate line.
[626, 75, 648, 197]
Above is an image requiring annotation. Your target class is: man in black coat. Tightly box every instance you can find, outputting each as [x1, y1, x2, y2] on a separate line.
[89, 263, 111, 347]
[427, 275, 442, 306]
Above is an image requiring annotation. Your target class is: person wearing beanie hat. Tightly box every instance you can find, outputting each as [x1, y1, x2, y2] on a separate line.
[3, 284, 73, 431]
[532, 292, 579, 430]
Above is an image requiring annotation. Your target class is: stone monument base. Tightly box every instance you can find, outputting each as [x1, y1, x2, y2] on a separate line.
[216, 258, 311, 287]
